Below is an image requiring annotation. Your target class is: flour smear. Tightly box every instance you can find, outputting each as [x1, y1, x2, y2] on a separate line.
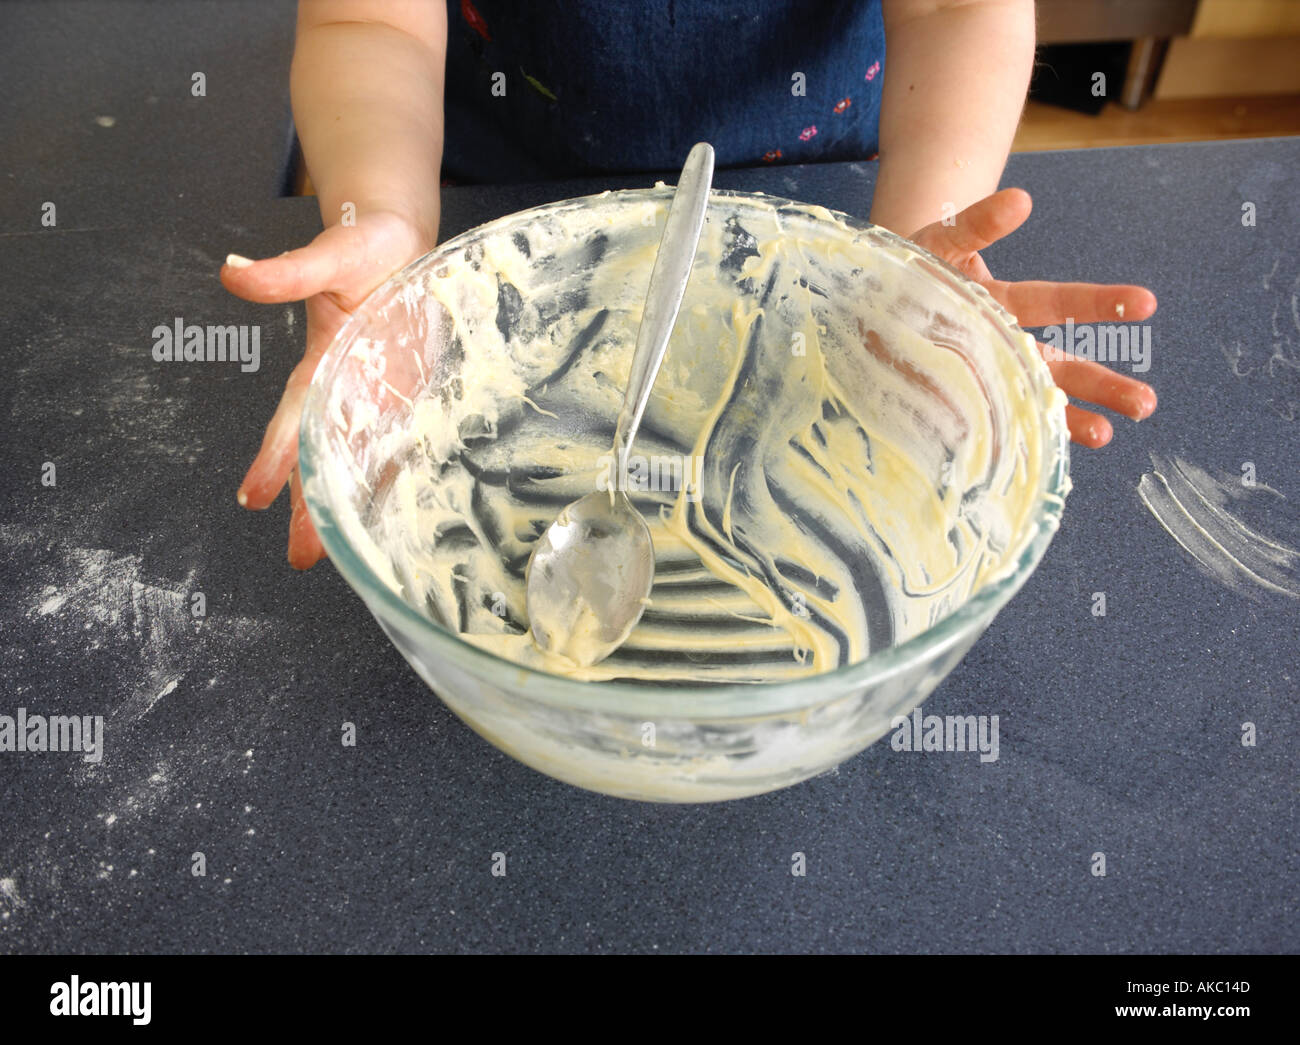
[1138, 453, 1300, 599]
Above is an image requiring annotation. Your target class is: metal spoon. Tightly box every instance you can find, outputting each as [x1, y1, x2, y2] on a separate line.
[525, 142, 715, 667]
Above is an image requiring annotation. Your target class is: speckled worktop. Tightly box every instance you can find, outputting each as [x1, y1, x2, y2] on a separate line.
[0, 2, 1296, 954]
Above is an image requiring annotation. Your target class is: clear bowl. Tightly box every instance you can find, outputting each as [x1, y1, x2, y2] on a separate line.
[299, 188, 1070, 802]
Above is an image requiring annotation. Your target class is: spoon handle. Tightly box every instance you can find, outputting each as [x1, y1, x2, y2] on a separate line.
[613, 141, 715, 464]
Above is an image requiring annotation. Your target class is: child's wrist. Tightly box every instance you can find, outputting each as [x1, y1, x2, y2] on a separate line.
[319, 192, 438, 246]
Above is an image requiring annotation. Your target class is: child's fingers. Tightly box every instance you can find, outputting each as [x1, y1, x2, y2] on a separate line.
[1066, 404, 1113, 448]
[921, 187, 1032, 256]
[1039, 344, 1158, 421]
[288, 468, 326, 569]
[220, 224, 360, 304]
[236, 352, 322, 510]
[989, 281, 1158, 328]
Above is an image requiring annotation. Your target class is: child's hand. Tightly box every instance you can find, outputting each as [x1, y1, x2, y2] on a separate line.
[221, 210, 433, 568]
[909, 188, 1158, 448]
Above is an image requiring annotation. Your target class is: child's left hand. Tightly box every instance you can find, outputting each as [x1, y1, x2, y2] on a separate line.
[909, 188, 1158, 448]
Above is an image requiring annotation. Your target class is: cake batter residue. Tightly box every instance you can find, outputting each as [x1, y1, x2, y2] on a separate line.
[310, 189, 1067, 683]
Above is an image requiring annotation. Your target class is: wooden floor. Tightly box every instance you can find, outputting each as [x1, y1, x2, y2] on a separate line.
[1012, 93, 1300, 151]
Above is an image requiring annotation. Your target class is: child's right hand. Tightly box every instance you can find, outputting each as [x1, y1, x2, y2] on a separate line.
[221, 209, 434, 568]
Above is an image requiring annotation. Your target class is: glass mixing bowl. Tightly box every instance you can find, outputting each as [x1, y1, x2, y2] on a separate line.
[299, 188, 1070, 802]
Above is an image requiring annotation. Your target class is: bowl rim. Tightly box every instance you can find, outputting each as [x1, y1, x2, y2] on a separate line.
[299, 187, 1071, 719]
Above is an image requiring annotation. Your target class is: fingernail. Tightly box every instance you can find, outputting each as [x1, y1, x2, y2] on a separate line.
[226, 253, 255, 269]
[1128, 389, 1157, 420]
[236, 488, 248, 507]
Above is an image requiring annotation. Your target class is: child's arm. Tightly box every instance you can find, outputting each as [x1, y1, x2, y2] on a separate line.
[222, 0, 447, 568]
[870, 0, 1035, 237]
[291, 0, 446, 249]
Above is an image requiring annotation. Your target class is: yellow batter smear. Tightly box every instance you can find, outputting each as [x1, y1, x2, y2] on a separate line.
[317, 190, 1066, 684]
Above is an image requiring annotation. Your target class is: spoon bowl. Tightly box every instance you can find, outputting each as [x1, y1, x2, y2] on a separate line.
[525, 490, 655, 666]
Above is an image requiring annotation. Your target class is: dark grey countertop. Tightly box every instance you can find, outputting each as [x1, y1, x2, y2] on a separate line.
[0, 0, 297, 227]
[0, 6, 1296, 951]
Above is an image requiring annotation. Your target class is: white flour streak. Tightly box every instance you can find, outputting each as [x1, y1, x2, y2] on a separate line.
[126, 675, 184, 722]
[6, 524, 266, 753]
[0, 877, 24, 909]
[1, 526, 284, 915]
[21, 541, 197, 719]
[1219, 268, 1300, 422]
[37, 589, 68, 615]
[1138, 453, 1300, 599]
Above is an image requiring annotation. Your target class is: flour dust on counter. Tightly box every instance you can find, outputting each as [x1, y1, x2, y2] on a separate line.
[1217, 261, 1300, 423]
[1138, 453, 1300, 600]
[0, 523, 290, 931]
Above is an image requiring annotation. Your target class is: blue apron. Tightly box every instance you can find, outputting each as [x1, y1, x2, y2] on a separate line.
[442, 0, 885, 182]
